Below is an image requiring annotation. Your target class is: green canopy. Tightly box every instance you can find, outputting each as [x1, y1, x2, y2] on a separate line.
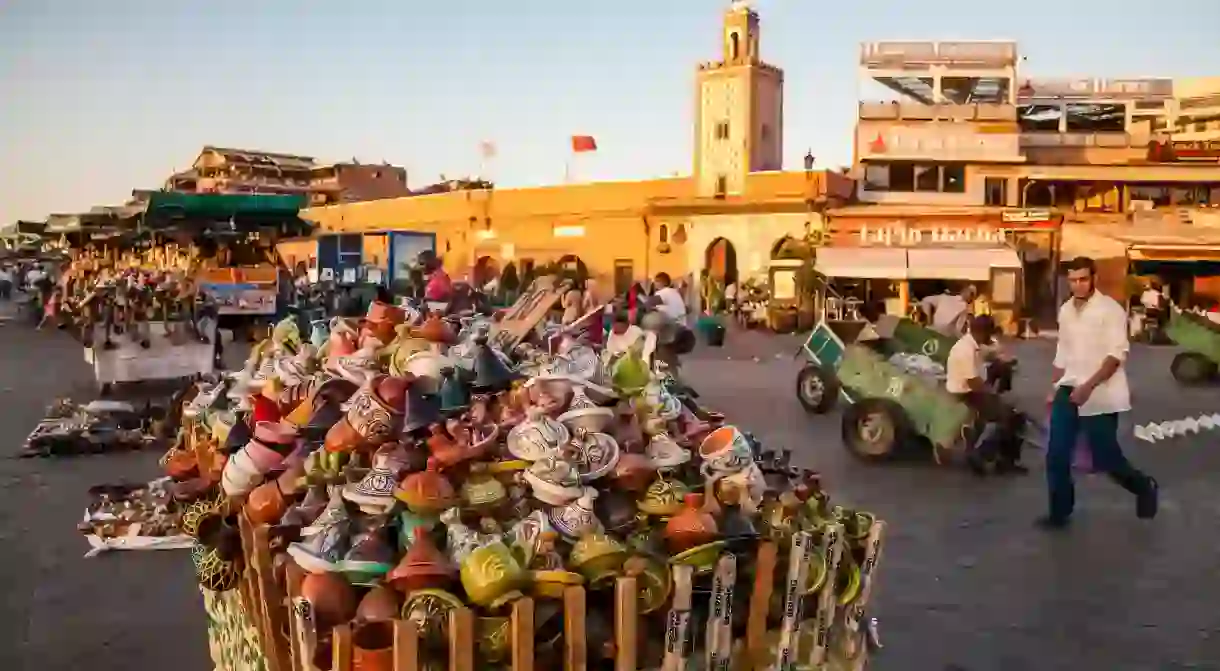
[146, 192, 306, 218]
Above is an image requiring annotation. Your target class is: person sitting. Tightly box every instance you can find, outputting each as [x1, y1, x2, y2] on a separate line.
[945, 314, 1027, 475]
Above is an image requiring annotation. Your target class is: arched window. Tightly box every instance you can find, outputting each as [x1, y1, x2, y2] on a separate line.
[658, 223, 670, 244]
[729, 32, 740, 61]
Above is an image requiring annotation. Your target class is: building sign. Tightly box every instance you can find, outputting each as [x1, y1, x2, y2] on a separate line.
[857, 125, 1023, 163]
[1017, 77, 1173, 100]
[1147, 140, 1220, 163]
[1001, 208, 1056, 224]
[856, 224, 1011, 247]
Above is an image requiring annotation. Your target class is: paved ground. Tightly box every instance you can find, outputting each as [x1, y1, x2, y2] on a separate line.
[1, 321, 1218, 670]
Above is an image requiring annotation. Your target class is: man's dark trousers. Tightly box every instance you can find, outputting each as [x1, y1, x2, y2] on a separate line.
[1046, 385, 1154, 522]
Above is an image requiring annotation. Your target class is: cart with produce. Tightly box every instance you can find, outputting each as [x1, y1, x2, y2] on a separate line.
[795, 318, 975, 463]
[795, 316, 954, 414]
[1165, 310, 1220, 385]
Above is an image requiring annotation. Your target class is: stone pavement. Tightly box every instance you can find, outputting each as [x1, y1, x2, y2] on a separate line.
[0, 323, 1217, 670]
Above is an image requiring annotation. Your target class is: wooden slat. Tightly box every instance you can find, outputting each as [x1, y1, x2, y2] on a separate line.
[392, 619, 420, 671]
[332, 624, 353, 671]
[614, 577, 638, 671]
[511, 597, 536, 671]
[563, 586, 587, 671]
[448, 608, 474, 671]
[253, 523, 290, 671]
[285, 560, 320, 671]
[745, 541, 778, 671]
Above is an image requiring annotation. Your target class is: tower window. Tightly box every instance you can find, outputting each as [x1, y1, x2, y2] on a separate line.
[729, 32, 740, 61]
[715, 121, 730, 140]
[715, 175, 728, 196]
[658, 223, 670, 244]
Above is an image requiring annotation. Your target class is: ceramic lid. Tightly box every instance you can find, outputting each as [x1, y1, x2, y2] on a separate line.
[396, 457, 456, 508]
[254, 421, 298, 447]
[388, 527, 456, 582]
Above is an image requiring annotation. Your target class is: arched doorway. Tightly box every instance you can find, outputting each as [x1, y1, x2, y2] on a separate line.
[704, 237, 738, 286]
[771, 235, 807, 260]
[473, 255, 499, 288]
[702, 237, 739, 313]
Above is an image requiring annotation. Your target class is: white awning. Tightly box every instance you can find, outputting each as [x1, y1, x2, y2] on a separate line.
[906, 247, 1021, 280]
[815, 247, 908, 279]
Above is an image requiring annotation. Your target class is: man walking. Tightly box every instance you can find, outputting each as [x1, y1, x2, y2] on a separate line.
[1040, 257, 1158, 530]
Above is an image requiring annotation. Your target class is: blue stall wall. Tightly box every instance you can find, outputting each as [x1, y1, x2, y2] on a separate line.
[317, 234, 365, 283]
[389, 232, 437, 282]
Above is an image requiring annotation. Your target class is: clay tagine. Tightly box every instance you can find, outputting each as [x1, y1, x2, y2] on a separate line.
[387, 527, 457, 594]
[394, 457, 457, 515]
[664, 493, 719, 554]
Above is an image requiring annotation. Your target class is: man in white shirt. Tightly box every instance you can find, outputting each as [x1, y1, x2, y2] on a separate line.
[920, 285, 976, 336]
[1041, 256, 1158, 530]
[946, 314, 1026, 474]
[650, 272, 688, 323]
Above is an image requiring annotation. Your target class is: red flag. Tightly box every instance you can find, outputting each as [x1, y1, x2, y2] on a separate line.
[571, 135, 598, 153]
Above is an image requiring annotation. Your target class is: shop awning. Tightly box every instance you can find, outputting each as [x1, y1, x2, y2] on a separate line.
[906, 247, 1022, 280]
[815, 248, 907, 279]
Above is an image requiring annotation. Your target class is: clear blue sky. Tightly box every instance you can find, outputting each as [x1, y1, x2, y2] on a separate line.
[2, 0, 1218, 224]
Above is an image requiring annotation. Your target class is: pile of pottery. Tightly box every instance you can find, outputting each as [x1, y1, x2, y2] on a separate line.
[22, 399, 157, 458]
[79, 478, 185, 540]
[161, 299, 884, 668]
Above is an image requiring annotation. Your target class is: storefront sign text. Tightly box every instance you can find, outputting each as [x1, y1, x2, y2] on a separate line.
[858, 126, 1022, 162]
[1147, 140, 1220, 163]
[857, 224, 1011, 247]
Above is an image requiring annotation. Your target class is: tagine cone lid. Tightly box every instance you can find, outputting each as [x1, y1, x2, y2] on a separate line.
[401, 384, 442, 435]
[415, 314, 456, 345]
[470, 336, 515, 392]
[387, 527, 456, 593]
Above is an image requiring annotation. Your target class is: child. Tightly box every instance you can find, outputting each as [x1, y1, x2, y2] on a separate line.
[38, 289, 61, 330]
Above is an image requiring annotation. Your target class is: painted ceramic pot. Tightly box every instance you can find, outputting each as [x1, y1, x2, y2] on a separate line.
[343, 379, 403, 447]
[299, 570, 358, 630]
[355, 585, 400, 623]
[401, 589, 463, 652]
[343, 445, 408, 514]
[477, 616, 513, 664]
[363, 301, 406, 344]
[569, 531, 628, 587]
[394, 457, 457, 515]
[461, 464, 507, 513]
[610, 451, 656, 492]
[242, 439, 287, 473]
[549, 488, 603, 539]
[220, 448, 264, 496]
[414, 314, 457, 345]
[400, 351, 453, 395]
[669, 540, 727, 575]
[246, 479, 287, 526]
[352, 620, 394, 671]
[567, 428, 621, 483]
[665, 494, 720, 555]
[387, 527, 456, 594]
[341, 517, 396, 585]
[646, 432, 690, 470]
[622, 555, 672, 614]
[637, 475, 690, 518]
[459, 538, 525, 609]
[715, 461, 767, 514]
[557, 386, 615, 434]
[322, 417, 364, 454]
[506, 408, 570, 462]
[698, 425, 754, 478]
[523, 456, 583, 506]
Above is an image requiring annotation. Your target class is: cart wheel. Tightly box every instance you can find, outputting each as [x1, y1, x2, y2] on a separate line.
[796, 365, 840, 414]
[1170, 352, 1218, 386]
[841, 398, 909, 462]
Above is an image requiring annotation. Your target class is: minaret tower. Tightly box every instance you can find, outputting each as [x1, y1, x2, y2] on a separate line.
[693, 1, 785, 197]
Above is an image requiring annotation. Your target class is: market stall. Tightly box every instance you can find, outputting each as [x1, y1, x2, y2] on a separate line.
[125, 282, 886, 671]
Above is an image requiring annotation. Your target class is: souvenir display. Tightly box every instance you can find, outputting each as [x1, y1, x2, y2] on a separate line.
[21, 398, 160, 458]
[91, 291, 885, 670]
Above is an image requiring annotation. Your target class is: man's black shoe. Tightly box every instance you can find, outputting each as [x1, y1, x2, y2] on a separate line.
[1034, 515, 1069, 530]
[1137, 477, 1159, 519]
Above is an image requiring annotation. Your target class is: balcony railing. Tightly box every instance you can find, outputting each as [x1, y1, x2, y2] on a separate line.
[860, 41, 1017, 69]
[859, 101, 1017, 122]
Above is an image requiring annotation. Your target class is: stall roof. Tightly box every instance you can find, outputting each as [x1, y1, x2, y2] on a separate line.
[146, 192, 306, 218]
